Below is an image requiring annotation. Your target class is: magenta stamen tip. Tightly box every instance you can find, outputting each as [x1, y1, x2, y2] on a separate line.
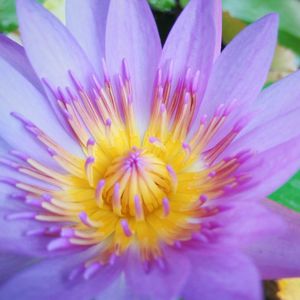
[87, 138, 95, 147]
[61, 228, 75, 238]
[121, 219, 132, 237]
[162, 197, 170, 216]
[199, 194, 208, 204]
[47, 238, 71, 252]
[83, 262, 101, 280]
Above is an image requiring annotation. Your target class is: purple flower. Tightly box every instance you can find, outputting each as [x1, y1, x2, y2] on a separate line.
[0, 0, 300, 299]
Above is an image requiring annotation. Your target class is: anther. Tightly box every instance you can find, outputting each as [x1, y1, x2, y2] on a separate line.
[166, 60, 174, 84]
[109, 254, 116, 266]
[166, 165, 178, 192]
[102, 58, 111, 84]
[25, 198, 42, 207]
[199, 194, 208, 205]
[113, 183, 122, 215]
[0, 159, 19, 169]
[10, 112, 34, 127]
[122, 58, 131, 81]
[61, 228, 75, 238]
[25, 228, 46, 236]
[95, 179, 105, 207]
[162, 197, 170, 217]
[215, 104, 225, 117]
[83, 262, 101, 280]
[134, 195, 144, 221]
[200, 114, 208, 125]
[87, 138, 95, 156]
[47, 237, 71, 251]
[6, 211, 36, 221]
[155, 68, 162, 87]
[10, 150, 29, 161]
[156, 257, 166, 270]
[68, 70, 84, 92]
[78, 211, 94, 228]
[68, 265, 84, 281]
[120, 219, 132, 237]
[85, 156, 95, 186]
[192, 70, 201, 94]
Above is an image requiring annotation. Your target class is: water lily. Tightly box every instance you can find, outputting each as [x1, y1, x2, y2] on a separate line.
[0, 0, 300, 299]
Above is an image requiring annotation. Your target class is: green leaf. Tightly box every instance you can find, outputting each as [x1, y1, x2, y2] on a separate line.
[179, 0, 189, 7]
[0, 0, 18, 33]
[0, 0, 44, 33]
[148, 0, 176, 12]
[270, 171, 300, 212]
[222, 0, 300, 56]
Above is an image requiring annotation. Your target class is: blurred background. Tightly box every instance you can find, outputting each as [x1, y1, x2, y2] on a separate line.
[0, 0, 300, 299]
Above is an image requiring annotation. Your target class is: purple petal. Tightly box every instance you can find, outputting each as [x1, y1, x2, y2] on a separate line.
[225, 107, 300, 156]
[160, 0, 221, 99]
[0, 253, 34, 284]
[244, 199, 300, 279]
[0, 177, 69, 257]
[0, 57, 83, 167]
[210, 199, 284, 247]
[105, 0, 162, 133]
[182, 247, 262, 300]
[0, 208, 49, 257]
[95, 275, 133, 300]
[213, 0, 222, 61]
[0, 247, 124, 300]
[198, 14, 278, 131]
[125, 248, 190, 299]
[16, 0, 94, 89]
[235, 135, 300, 201]
[66, 0, 109, 80]
[243, 70, 300, 135]
[0, 181, 54, 257]
[0, 34, 42, 92]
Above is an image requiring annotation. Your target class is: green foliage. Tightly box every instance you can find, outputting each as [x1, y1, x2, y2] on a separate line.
[271, 171, 300, 212]
[0, 0, 44, 33]
[179, 0, 189, 7]
[148, 0, 176, 12]
[223, 0, 300, 56]
[0, 0, 18, 32]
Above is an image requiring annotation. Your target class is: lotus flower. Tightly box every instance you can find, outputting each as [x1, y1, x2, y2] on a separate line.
[0, 0, 300, 299]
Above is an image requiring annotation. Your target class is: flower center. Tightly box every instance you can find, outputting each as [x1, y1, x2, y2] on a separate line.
[2, 60, 252, 275]
[102, 148, 171, 217]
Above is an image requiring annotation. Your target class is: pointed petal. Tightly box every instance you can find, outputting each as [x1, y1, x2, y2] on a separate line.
[0, 181, 56, 257]
[0, 248, 123, 300]
[211, 200, 284, 247]
[0, 34, 42, 92]
[213, 0, 222, 61]
[244, 70, 300, 135]
[95, 275, 133, 300]
[182, 248, 262, 300]
[125, 248, 190, 299]
[236, 135, 300, 202]
[160, 0, 221, 96]
[16, 0, 94, 89]
[225, 107, 300, 155]
[0, 57, 83, 166]
[244, 199, 300, 279]
[200, 14, 278, 123]
[0, 208, 49, 256]
[66, 0, 109, 79]
[0, 253, 34, 284]
[105, 0, 162, 133]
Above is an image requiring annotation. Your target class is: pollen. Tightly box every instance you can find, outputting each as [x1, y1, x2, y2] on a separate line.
[103, 148, 172, 217]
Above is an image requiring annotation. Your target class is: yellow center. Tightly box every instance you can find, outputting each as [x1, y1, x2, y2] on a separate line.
[103, 148, 172, 217]
[7, 65, 245, 265]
